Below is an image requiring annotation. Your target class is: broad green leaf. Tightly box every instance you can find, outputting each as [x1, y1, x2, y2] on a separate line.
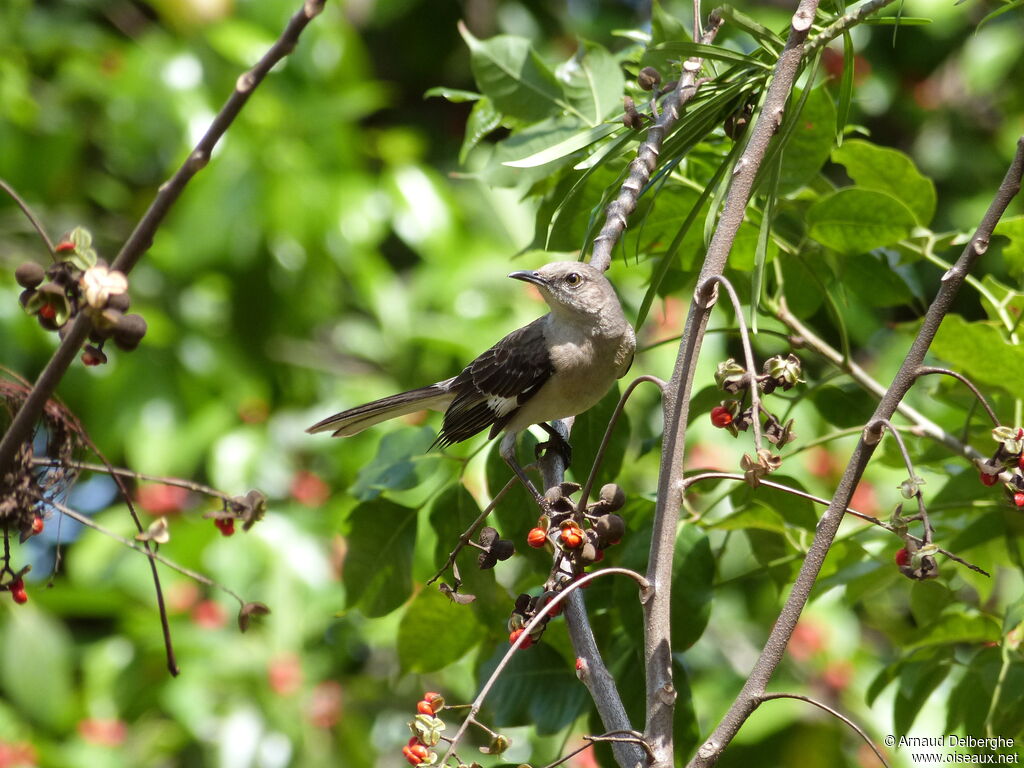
[485, 116, 590, 189]
[994, 215, 1024, 277]
[910, 581, 952, 627]
[460, 97, 502, 163]
[502, 123, 619, 168]
[423, 87, 482, 103]
[397, 587, 484, 673]
[839, 252, 915, 307]
[929, 315, 1024, 398]
[832, 139, 936, 226]
[349, 427, 439, 501]
[811, 383, 876, 429]
[343, 499, 418, 617]
[894, 654, 951, 733]
[806, 188, 916, 254]
[479, 641, 588, 734]
[907, 611, 1001, 651]
[459, 23, 576, 123]
[671, 525, 714, 649]
[556, 41, 624, 126]
[0, 608, 76, 730]
[777, 85, 836, 195]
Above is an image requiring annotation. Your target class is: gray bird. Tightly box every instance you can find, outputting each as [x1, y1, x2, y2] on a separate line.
[307, 262, 636, 497]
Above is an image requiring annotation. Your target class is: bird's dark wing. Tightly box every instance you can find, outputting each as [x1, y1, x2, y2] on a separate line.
[434, 316, 553, 447]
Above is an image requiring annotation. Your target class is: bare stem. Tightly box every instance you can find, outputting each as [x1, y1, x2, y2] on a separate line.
[759, 693, 889, 768]
[589, 12, 724, 273]
[427, 477, 516, 585]
[914, 366, 1000, 427]
[30, 457, 234, 502]
[0, 178, 56, 256]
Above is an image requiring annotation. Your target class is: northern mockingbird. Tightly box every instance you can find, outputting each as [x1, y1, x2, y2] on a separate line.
[307, 262, 636, 502]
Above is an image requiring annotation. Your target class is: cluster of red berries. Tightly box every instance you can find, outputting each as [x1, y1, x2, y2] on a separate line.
[709, 355, 802, 449]
[203, 489, 267, 538]
[404, 692, 444, 765]
[6, 578, 28, 605]
[977, 426, 1024, 509]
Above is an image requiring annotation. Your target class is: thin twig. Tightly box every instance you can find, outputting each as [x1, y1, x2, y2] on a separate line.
[0, 0, 327, 478]
[426, 477, 516, 585]
[914, 366, 1000, 427]
[701, 274, 763, 453]
[589, 12, 724, 273]
[44, 497, 247, 605]
[805, 0, 900, 56]
[759, 693, 889, 768]
[30, 457, 234, 502]
[440, 566, 650, 766]
[0, 178, 56, 256]
[576, 375, 666, 513]
[868, 418, 933, 544]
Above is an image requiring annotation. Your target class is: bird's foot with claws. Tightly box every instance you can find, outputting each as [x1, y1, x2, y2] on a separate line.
[535, 428, 572, 469]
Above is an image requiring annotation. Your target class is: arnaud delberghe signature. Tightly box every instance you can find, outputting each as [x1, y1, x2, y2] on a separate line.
[896, 735, 1015, 750]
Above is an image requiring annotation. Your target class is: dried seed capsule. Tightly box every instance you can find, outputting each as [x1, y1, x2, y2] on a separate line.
[637, 66, 661, 91]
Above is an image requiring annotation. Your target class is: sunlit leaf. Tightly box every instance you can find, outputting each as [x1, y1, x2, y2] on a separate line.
[806, 188, 916, 254]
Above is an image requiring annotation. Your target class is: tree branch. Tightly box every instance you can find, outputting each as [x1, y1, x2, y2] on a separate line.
[688, 137, 1024, 767]
[644, 1, 822, 763]
[0, 0, 327, 477]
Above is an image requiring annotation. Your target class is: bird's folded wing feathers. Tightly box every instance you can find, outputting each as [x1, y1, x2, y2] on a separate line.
[436, 317, 554, 446]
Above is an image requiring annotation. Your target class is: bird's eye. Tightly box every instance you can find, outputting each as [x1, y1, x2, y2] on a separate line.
[564, 272, 582, 286]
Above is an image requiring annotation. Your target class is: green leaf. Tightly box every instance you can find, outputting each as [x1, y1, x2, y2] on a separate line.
[863, 16, 932, 24]
[806, 188, 917, 255]
[839, 252, 915, 307]
[894, 654, 951, 733]
[502, 123, 619, 168]
[479, 641, 588, 734]
[910, 581, 953, 627]
[777, 85, 836, 195]
[671, 525, 714, 649]
[423, 87, 482, 103]
[557, 41, 624, 126]
[835, 32, 854, 145]
[460, 97, 502, 164]
[343, 499, 418, 617]
[397, 587, 484, 673]
[0, 608, 76, 730]
[994, 215, 1024, 277]
[907, 611, 1001, 651]
[979, 0, 1024, 28]
[831, 139, 936, 226]
[349, 427, 438, 501]
[484, 116, 591, 189]
[928, 315, 1024, 398]
[648, 42, 773, 70]
[810, 383, 875, 429]
[459, 22, 577, 123]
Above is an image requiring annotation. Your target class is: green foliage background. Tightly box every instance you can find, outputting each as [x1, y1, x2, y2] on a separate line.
[1, 0, 1024, 766]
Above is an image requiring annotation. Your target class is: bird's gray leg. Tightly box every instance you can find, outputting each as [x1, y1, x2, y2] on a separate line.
[535, 422, 572, 468]
[500, 431, 549, 509]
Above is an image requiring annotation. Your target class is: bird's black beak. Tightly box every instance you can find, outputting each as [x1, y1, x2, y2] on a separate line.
[508, 270, 547, 287]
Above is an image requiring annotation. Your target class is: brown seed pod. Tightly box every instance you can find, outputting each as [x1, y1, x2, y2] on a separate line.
[15, 262, 45, 289]
[637, 66, 661, 91]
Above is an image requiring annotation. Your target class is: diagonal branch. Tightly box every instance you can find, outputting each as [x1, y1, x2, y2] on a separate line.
[688, 137, 1024, 767]
[0, 0, 327, 477]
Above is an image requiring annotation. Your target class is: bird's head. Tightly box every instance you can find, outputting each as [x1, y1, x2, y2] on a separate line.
[508, 262, 621, 321]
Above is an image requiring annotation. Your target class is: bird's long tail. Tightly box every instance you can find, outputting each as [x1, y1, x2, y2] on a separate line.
[306, 381, 454, 437]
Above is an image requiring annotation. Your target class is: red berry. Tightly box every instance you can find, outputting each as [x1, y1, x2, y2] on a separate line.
[527, 527, 547, 548]
[1018, 455, 1024, 471]
[416, 700, 433, 715]
[31, 516, 44, 535]
[980, 471, 999, 486]
[407, 738, 420, 748]
[402, 746, 422, 765]
[10, 578, 27, 604]
[214, 518, 235, 536]
[55, 240, 75, 253]
[710, 406, 733, 428]
[509, 628, 533, 649]
[1013, 492, 1024, 508]
[562, 531, 583, 549]
[39, 303, 56, 320]
[409, 745, 429, 761]
[82, 349, 104, 366]
[895, 548, 910, 567]
[423, 691, 440, 703]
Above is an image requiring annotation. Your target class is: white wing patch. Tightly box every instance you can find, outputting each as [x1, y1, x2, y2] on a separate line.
[487, 395, 518, 417]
